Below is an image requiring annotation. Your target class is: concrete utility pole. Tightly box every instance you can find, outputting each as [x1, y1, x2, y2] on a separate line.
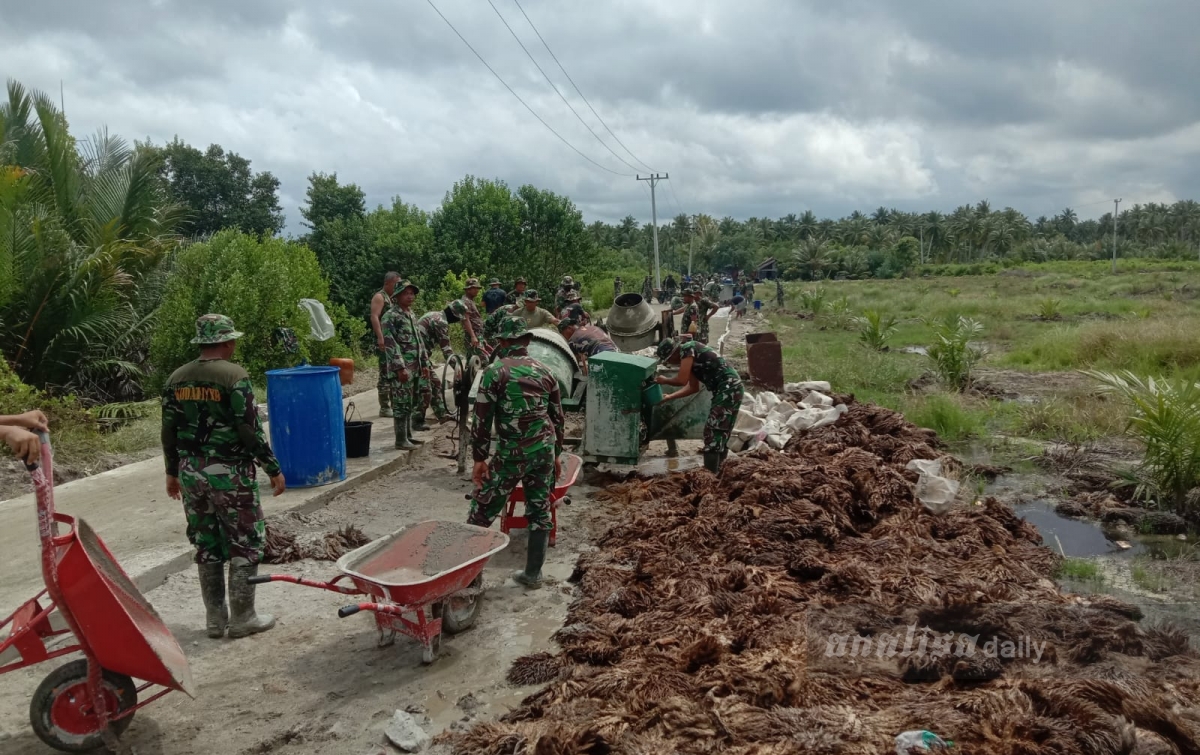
[637, 173, 667, 289]
[1112, 198, 1122, 273]
[688, 213, 696, 277]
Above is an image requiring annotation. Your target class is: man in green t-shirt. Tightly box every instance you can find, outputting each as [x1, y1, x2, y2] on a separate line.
[516, 290, 560, 330]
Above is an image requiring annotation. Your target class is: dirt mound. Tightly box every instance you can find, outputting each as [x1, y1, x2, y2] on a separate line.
[445, 400, 1200, 754]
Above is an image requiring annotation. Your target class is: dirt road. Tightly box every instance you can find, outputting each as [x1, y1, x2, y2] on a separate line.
[0, 428, 601, 754]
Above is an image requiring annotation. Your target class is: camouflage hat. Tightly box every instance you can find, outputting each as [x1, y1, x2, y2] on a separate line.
[523, 289, 540, 301]
[557, 317, 580, 333]
[656, 337, 679, 361]
[399, 278, 420, 294]
[497, 316, 529, 340]
[514, 277, 527, 284]
[670, 296, 684, 309]
[191, 313, 243, 344]
[562, 275, 574, 285]
[565, 290, 581, 301]
[464, 277, 482, 290]
[488, 278, 501, 286]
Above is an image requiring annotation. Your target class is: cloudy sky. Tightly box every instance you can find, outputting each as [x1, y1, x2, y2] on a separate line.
[3, 0, 1198, 231]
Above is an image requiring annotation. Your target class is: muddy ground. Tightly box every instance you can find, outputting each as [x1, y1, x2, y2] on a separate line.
[0, 423, 610, 754]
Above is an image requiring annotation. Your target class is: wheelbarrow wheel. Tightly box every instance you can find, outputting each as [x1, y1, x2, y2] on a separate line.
[441, 575, 484, 635]
[30, 659, 137, 753]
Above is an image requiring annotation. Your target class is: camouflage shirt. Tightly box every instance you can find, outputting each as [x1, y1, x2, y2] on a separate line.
[483, 304, 522, 347]
[161, 358, 280, 477]
[567, 325, 616, 359]
[448, 296, 484, 338]
[505, 288, 529, 305]
[554, 286, 574, 311]
[417, 311, 453, 360]
[557, 303, 589, 325]
[382, 307, 425, 377]
[706, 281, 722, 300]
[471, 346, 564, 462]
[679, 340, 742, 397]
[681, 302, 701, 334]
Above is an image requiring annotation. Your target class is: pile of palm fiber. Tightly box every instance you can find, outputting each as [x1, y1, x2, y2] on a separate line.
[447, 400, 1200, 755]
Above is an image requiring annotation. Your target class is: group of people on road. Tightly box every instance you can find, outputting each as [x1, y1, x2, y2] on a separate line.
[3, 257, 745, 646]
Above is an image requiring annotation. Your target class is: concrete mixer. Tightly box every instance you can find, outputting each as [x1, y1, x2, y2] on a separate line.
[606, 293, 675, 352]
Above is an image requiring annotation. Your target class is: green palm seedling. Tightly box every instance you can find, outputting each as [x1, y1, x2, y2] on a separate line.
[854, 310, 899, 351]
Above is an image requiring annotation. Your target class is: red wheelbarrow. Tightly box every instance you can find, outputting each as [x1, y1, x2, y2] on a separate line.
[251, 521, 508, 664]
[467, 452, 583, 547]
[0, 434, 194, 752]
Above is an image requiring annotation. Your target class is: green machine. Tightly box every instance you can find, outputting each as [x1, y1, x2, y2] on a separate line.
[582, 351, 711, 465]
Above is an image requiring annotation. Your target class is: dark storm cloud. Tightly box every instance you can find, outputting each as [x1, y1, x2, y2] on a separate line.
[1, 0, 1197, 229]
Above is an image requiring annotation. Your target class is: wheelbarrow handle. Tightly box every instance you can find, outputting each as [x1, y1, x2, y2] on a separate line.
[246, 575, 273, 585]
[338, 605, 362, 618]
[23, 431, 51, 471]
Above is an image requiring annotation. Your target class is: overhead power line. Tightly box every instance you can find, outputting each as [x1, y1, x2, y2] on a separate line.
[424, 0, 631, 177]
[510, 0, 658, 173]
[486, 0, 640, 174]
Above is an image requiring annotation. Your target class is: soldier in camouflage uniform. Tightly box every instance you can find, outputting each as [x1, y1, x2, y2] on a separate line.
[680, 289, 700, 339]
[553, 276, 576, 312]
[505, 277, 529, 305]
[382, 281, 426, 450]
[447, 278, 487, 361]
[467, 317, 565, 588]
[706, 278, 723, 303]
[613, 276, 622, 297]
[558, 318, 616, 376]
[483, 302, 523, 352]
[162, 314, 285, 640]
[371, 272, 402, 417]
[693, 286, 720, 344]
[776, 278, 785, 308]
[641, 276, 654, 303]
[415, 311, 453, 428]
[654, 336, 744, 474]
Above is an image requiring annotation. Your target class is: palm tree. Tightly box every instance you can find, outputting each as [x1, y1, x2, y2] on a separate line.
[0, 80, 182, 398]
[792, 237, 831, 281]
[798, 210, 818, 240]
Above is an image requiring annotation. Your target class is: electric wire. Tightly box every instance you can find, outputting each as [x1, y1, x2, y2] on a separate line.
[424, 0, 632, 177]
[510, 0, 658, 173]
[486, 0, 640, 174]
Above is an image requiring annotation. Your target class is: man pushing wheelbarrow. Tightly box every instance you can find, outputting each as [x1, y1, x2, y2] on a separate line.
[466, 316, 565, 589]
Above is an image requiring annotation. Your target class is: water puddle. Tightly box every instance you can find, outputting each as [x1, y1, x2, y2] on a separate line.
[899, 345, 929, 356]
[1013, 500, 1143, 557]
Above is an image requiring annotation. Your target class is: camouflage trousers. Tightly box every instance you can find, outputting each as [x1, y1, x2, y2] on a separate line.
[416, 367, 449, 419]
[179, 457, 266, 566]
[387, 371, 417, 418]
[467, 448, 554, 531]
[377, 347, 392, 407]
[704, 386, 745, 454]
[697, 320, 711, 344]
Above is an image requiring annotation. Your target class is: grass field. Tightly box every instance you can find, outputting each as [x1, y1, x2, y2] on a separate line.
[767, 259, 1200, 460]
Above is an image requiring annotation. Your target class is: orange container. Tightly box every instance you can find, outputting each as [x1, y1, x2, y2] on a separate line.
[329, 358, 354, 386]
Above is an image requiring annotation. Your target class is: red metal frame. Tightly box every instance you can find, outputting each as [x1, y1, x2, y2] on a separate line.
[1, 435, 189, 748]
[500, 452, 582, 547]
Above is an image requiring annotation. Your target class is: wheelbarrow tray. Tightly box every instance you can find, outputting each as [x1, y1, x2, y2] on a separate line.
[508, 452, 583, 503]
[56, 515, 195, 696]
[336, 521, 508, 608]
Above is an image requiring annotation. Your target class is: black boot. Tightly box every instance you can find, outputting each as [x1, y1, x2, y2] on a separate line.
[198, 563, 228, 639]
[408, 412, 427, 445]
[394, 415, 416, 450]
[512, 530, 549, 589]
[412, 408, 431, 432]
[703, 451, 721, 473]
[227, 564, 275, 639]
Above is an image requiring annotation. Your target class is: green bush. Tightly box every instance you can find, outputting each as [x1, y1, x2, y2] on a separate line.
[150, 230, 358, 389]
[925, 315, 987, 391]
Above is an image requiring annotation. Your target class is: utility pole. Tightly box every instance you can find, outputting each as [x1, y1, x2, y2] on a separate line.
[1111, 198, 1122, 273]
[637, 173, 667, 289]
[688, 213, 696, 277]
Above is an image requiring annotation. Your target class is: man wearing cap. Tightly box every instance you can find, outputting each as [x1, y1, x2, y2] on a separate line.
[554, 275, 577, 312]
[415, 311, 454, 428]
[516, 290, 559, 330]
[706, 278, 722, 303]
[162, 314, 286, 640]
[483, 301, 522, 353]
[557, 318, 616, 376]
[468, 317, 564, 588]
[556, 290, 588, 323]
[693, 286, 720, 344]
[613, 276, 622, 297]
[447, 278, 486, 360]
[505, 277, 529, 305]
[653, 337, 744, 473]
[482, 278, 508, 314]
[370, 272, 402, 417]
[382, 280, 427, 449]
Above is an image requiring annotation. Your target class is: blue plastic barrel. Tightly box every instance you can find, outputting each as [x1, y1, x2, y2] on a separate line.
[753, 300, 763, 310]
[265, 366, 346, 487]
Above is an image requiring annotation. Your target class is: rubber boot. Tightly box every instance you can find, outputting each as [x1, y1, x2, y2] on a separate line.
[378, 388, 393, 418]
[227, 564, 275, 639]
[393, 415, 416, 450]
[412, 408, 431, 432]
[198, 562, 228, 639]
[408, 412, 427, 445]
[512, 530, 549, 589]
[703, 451, 721, 473]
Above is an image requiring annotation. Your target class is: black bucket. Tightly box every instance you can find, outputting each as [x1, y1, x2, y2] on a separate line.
[344, 402, 372, 458]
